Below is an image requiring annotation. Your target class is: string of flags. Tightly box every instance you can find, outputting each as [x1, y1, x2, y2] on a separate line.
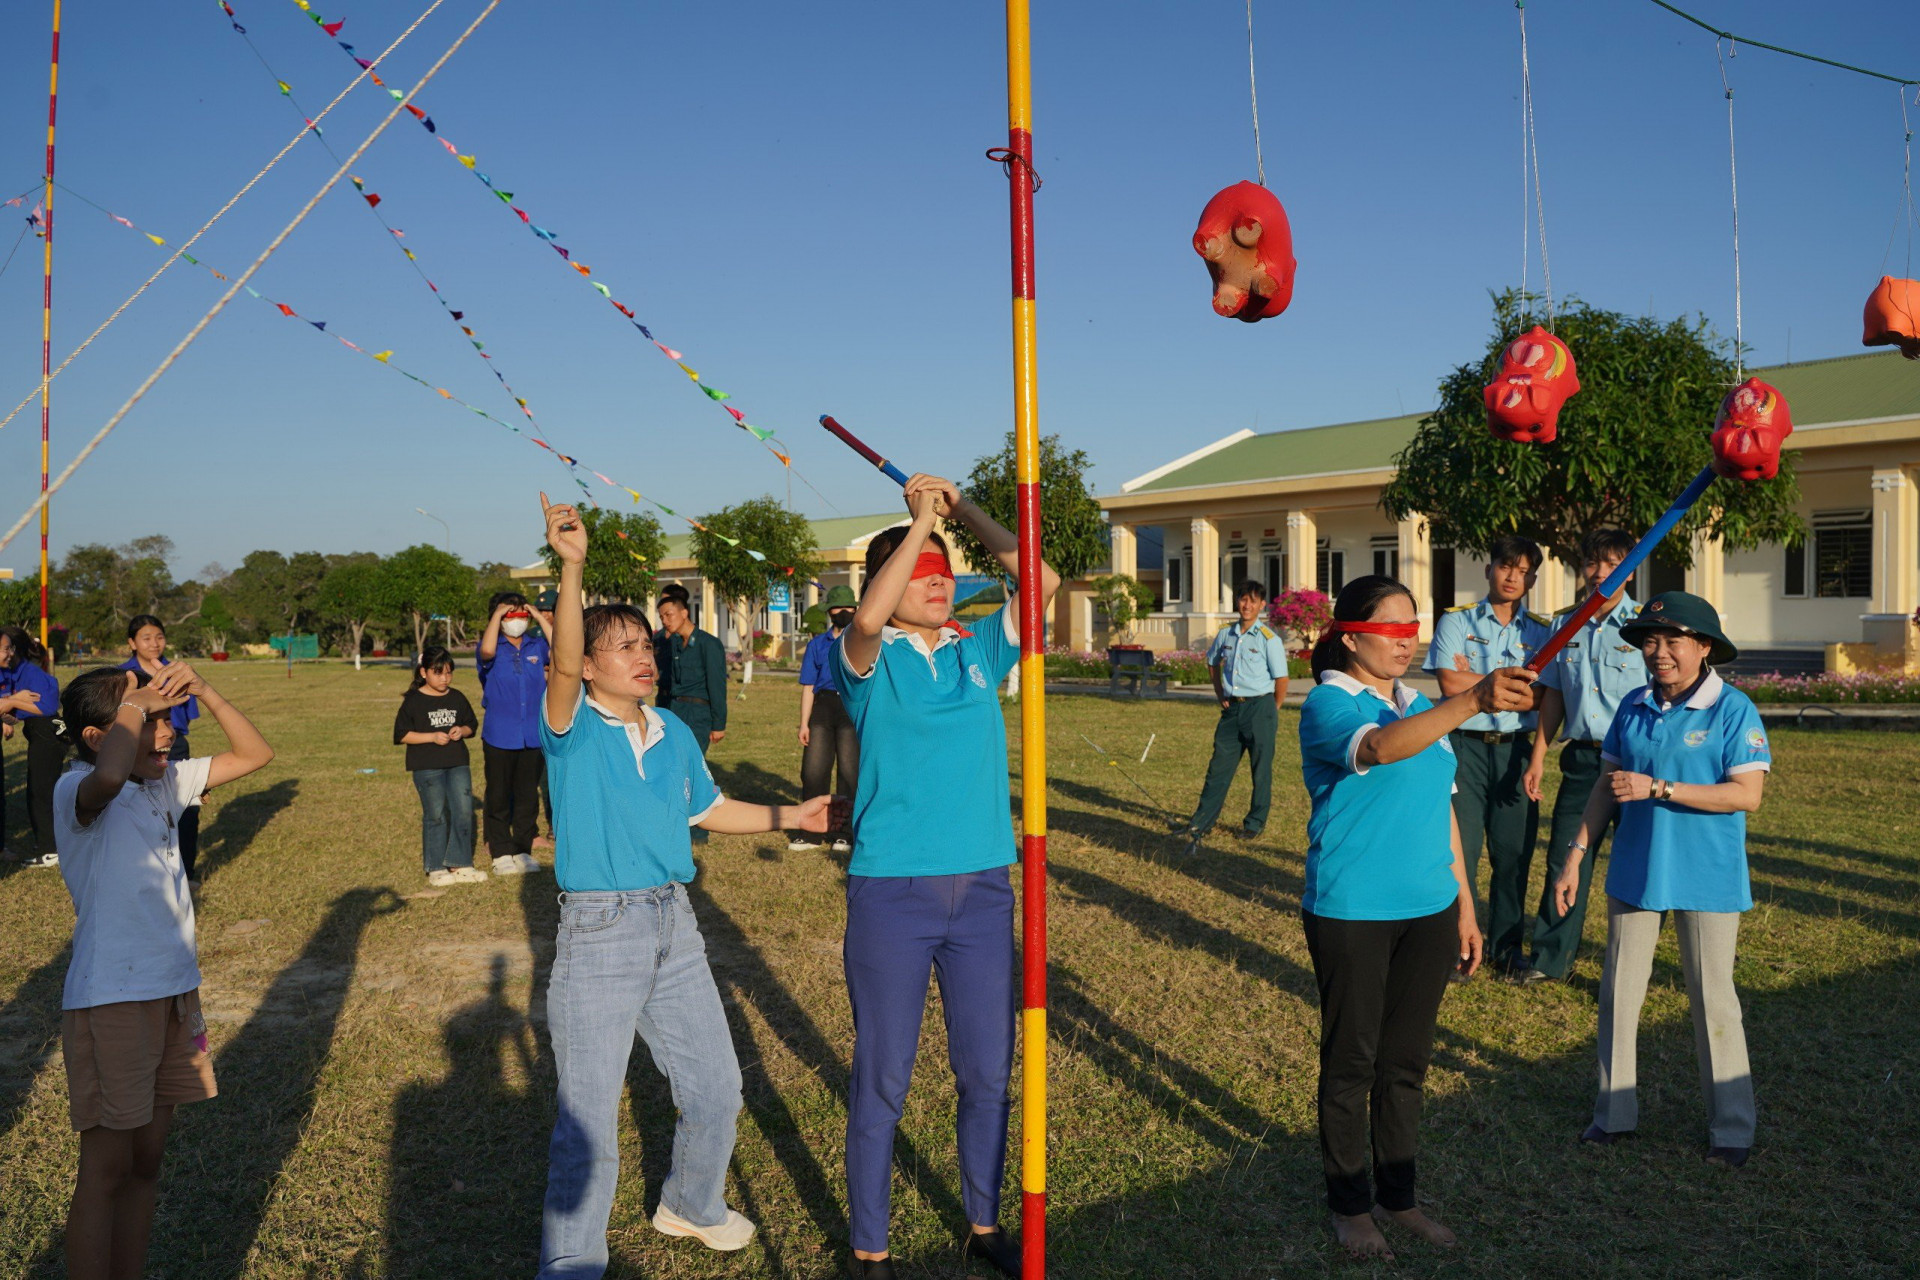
[77, 193, 806, 580]
[228, 0, 795, 470]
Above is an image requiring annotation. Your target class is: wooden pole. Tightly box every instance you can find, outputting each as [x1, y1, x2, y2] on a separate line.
[39, 0, 62, 649]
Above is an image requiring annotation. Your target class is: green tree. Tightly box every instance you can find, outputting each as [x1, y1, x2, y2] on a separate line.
[689, 497, 823, 681]
[198, 591, 237, 657]
[533, 506, 667, 604]
[0, 572, 47, 632]
[377, 544, 476, 657]
[946, 432, 1108, 586]
[55, 535, 205, 646]
[316, 558, 387, 667]
[1380, 291, 1806, 569]
[1089, 572, 1156, 645]
[222, 550, 330, 641]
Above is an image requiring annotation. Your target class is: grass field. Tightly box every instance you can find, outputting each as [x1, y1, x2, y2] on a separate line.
[1, 662, 1917, 1278]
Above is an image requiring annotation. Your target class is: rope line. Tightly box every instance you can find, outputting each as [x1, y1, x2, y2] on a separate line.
[0, 221, 28, 286]
[0, 0, 448, 440]
[0, 0, 499, 555]
[1646, 0, 1916, 88]
[1518, 1, 1553, 327]
[1246, 0, 1266, 187]
[1717, 38, 1743, 378]
[1884, 85, 1919, 279]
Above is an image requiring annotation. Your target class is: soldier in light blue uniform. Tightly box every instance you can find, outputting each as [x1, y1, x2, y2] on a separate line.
[1174, 579, 1291, 852]
[1517, 529, 1643, 983]
[1423, 535, 1550, 974]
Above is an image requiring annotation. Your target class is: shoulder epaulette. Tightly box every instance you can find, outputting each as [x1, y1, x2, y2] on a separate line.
[1525, 610, 1550, 626]
[1255, 624, 1277, 640]
[1442, 603, 1472, 614]
[1552, 604, 1577, 617]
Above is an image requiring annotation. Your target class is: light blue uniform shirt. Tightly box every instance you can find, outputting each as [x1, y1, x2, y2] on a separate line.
[1601, 672, 1772, 913]
[1298, 672, 1460, 921]
[1424, 599, 1550, 733]
[1206, 619, 1289, 697]
[1538, 596, 1644, 743]
[835, 604, 1022, 878]
[539, 691, 722, 892]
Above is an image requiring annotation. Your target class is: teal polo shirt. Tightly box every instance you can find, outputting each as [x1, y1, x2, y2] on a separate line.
[1424, 598, 1550, 733]
[1298, 672, 1461, 921]
[1206, 619, 1289, 696]
[835, 604, 1022, 878]
[539, 690, 723, 892]
[1600, 672, 1772, 913]
[1538, 596, 1644, 743]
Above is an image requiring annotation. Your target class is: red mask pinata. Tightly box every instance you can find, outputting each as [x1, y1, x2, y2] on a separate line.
[1710, 377, 1793, 481]
[1862, 276, 1920, 359]
[1483, 326, 1580, 443]
[1192, 181, 1296, 323]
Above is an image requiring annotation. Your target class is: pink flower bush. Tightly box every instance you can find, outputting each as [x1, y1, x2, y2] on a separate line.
[1268, 588, 1333, 646]
[1731, 671, 1920, 704]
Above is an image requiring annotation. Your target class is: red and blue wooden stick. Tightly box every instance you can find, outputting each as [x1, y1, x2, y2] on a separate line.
[819, 415, 910, 488]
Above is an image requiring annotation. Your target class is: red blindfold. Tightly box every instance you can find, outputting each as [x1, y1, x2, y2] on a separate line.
[1334, 620, 1420, 638]
[909, 552, 954, 581]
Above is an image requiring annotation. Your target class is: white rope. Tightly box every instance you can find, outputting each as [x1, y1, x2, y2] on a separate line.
[1883, 84, 1918, 278]
[0, 0, 449, 439]
[1718, 38, 1743, 378]
[1246, 0, 1265, 186]
[0, 0, 502, 555]
[1520, 4, 1553, 327]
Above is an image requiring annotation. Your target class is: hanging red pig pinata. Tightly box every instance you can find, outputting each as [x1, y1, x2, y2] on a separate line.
[1483, 325, 1580, 443]
[1862, 276, 1920, 359]
[1710, 377, 1792, 482]
[1192, 181, 1296, 322]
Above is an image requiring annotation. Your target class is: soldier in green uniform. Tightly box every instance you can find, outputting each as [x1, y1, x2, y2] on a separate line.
[657, 593, 729, 842]
[1173, 579, 1291, 855]
[1516, 528, 1643, 983]
[1423, 535, 1549, 975]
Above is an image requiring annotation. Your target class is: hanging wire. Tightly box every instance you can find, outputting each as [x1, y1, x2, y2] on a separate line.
[1517, 1, 1554, 328]
[1245, 0, 1266, 186]
[1883, 85, 1919, 279]
[1646, 0, 1916, 88]
[1717, 37, 1743, 378]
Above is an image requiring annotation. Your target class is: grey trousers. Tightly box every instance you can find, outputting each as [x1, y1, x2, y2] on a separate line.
[1593, 896, 1756, 1147]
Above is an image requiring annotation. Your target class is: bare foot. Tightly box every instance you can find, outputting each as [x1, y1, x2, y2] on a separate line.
[1329, 1212, 1395, 1260]
[1372, 1205, 1457, 1247]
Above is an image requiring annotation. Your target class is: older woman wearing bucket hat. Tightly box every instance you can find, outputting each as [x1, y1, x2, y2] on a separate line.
[1551, 591, 1771, 1168]
[789, 585, 862, 853]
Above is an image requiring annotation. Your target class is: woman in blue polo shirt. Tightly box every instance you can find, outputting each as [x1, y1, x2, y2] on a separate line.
[0, 625, 66, 868]
[834, 474, 1059, 1280]
[1297, 576, 1535, 1260]
[1551, 592, 1770, 1168]
[122, 615, 203, 881]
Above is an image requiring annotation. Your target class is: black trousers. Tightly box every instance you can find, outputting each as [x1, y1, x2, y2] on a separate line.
[167, 732, 201, 879]
[22, 717, 69, 857]
[1301, 903, 1459, 1215]
[481, 743, 542, 859]
[799, 689, 857, 815]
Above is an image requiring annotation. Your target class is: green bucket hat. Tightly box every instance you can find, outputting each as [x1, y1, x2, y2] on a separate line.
[1619, 591, 1738, 666]
[824, 585, 857, 609]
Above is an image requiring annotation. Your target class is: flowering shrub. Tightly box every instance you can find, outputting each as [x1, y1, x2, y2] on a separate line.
[1268, 588, 1333, 647]
[1153, 649, 1213, 683]
[1043, 647, 1111, 678]
[1731, 671, 1920, 704]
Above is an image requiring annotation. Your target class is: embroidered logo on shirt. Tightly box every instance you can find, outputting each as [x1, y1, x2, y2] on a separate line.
[969, 664, 988, 689]
[1746, 728, 1767, 751]
[1684, 729, 1710, 748]
[684, 778, 693, 804]
[1438, 736, 1455, 754]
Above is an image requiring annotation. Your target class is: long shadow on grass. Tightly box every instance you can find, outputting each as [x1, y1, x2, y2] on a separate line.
[0, 943, 71, 1149]
[194, 777, 300, 880]
[153, 886, 403, 1277]
[386, 953, 546, 1279]
[709, 759, 801, 806]
[1748, 831, 1920, 881]
[1747, 855, 1920, 938]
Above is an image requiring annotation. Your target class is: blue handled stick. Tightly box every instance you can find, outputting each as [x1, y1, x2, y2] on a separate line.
[819, 415, 909, 487]
[1527, 463, 1717, 672]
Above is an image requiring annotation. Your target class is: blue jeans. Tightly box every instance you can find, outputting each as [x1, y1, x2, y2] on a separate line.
[412, 765, 475, 873]
[843, 869, 1016, 1253]
[538, 884, 742, 1279]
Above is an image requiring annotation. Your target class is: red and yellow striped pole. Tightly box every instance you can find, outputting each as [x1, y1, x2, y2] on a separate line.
[1003, 2, 1047, 1275]
[38, 0, 62, 649]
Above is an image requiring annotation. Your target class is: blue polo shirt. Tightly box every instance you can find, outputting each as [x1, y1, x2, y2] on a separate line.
[1537, 597, 1643, 743]
[799, 629, 841, 695]
[118, 656, 199, 736]
[835, 604, 1022, 877]
[1601, 672, 1771, 913]
[1298, 672, 1460, 921]
[476, 633, 550, 750]
[1206, 620, 1289, 696]
[0, 661, 58, 719]
[540, 690, 722, 892]
[1425, 599, 1551, 733]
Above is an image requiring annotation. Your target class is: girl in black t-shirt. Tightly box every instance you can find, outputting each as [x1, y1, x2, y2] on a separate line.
[393, 647, 483, 886]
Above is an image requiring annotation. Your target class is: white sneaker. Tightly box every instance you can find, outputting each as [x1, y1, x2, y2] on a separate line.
[787, 837, 823, 852]
[427, 869, 460, 887]
[651, 1203, 756, 1251]
[449, 867, 489, 883]
[516, 852, 544, 873]
[831, 839, 851, 854]
[491, 855, 530, 876]
[24, 852, 58, 868]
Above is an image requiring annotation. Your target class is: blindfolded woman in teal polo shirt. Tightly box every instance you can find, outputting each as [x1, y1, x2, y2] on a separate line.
[833, 473, 1059, 1280]
[1552, 591, 1770, 1169]
[1297, 576, 1536, 1260]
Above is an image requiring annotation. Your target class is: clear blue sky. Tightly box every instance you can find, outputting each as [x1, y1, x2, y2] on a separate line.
[1, 0, 1916, 579]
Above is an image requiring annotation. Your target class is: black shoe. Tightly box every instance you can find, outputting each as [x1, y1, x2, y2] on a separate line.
[961, 1227, 1021, 1277]
[1178, 836, 1202, 859]
[1237, 826, 1263, 840]
[849, 1256, 898, 1279]
[1511, 966, 1553, 986]
[1705, 1146, 1749, 1169]
[1580, 1124, 1630, 1146]
[1167, 816, 1194, 832]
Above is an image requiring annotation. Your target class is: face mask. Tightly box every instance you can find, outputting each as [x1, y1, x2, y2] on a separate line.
[501, 616, 529, 639]
[829, 610, 855, 630]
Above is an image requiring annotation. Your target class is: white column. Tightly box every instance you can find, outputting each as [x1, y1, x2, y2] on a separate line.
[1685, 530, 1726, 611]
[1110, 522, 1138, 580]
[1532, 552, 1572, 616]
[700, 578, 719, 638]
[1189, 518, 1221, 615]
[1284, 511, 1316, 591]
[1396, 516, 1432, 637]
[1871, 467, 1918, 617]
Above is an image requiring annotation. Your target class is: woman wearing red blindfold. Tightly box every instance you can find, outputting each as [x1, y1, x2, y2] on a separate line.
[1296, 575, 1536, 1260]
[832, 472, 1059, 1279]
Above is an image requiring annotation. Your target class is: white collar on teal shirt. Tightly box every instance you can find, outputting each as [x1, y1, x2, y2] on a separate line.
[581, 691, 666, 777]
[1636, 669, 1726, 713]
[1319, 669, 1419, 717]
